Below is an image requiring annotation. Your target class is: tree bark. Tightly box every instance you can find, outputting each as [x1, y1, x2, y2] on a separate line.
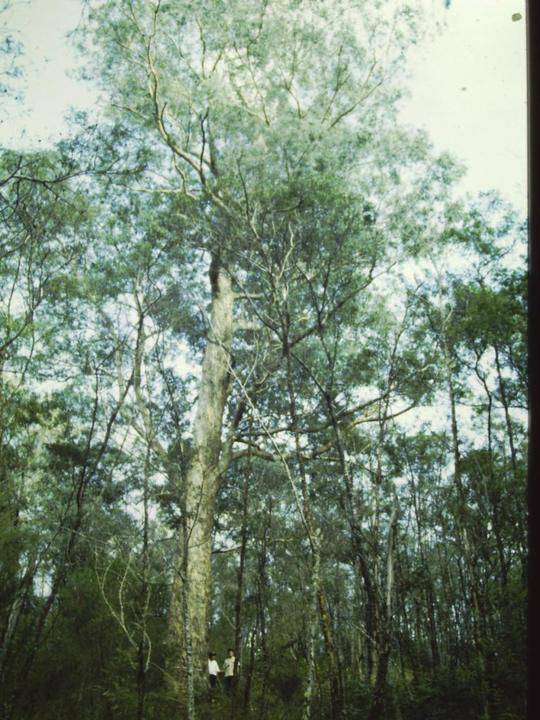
[493, 345, 518, 479]
[257, 519, 271, 720]
[168, 255, 235, 688]
[136, 449, 151, 720]
[282, 327, 343, 720]
[233, 467, 250, 686]
[367, 504, 398, 720]
[444, 354, 490, 720]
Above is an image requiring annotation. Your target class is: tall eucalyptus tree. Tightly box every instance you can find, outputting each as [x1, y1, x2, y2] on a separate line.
[83, 0, 432, 688]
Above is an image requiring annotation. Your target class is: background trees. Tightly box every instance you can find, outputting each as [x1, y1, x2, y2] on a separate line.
[0, 2, 527, 719]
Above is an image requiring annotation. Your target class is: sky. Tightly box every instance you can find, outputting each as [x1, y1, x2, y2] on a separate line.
[398, 0, 527, 214]
[0, 0, 528, 214]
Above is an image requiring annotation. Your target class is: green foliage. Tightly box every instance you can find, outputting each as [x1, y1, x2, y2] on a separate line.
[0, 1, 526, 720]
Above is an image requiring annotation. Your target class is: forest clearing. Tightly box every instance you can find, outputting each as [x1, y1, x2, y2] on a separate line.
[0, 1, 527, 719]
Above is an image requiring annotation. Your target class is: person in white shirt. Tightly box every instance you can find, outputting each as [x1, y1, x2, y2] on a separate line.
[223, 648, 238, 691]
[208, 652, 220, 688]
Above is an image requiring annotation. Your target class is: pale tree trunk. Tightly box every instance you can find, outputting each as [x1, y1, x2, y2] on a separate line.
[473, 355, 509, 602]
[283, 327, 342, 720]
[407, 465, 440, 674]
[168, 255, 235, 690]
[444, 354, 490, 720]
[243, 626, 256, 711]
[180, 510, 196, 720]
[324, 399, 375, 685]
[367, 504, 399, 720]
[136, 449, 152, 720]
[302, 549, 320, 720]
[233, 466, 250, 686]
[256, 518, 271, 720]
[493, 345, 518, 479]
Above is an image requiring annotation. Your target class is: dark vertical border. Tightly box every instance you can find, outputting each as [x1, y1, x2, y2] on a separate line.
[527, 0, 538, 717]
